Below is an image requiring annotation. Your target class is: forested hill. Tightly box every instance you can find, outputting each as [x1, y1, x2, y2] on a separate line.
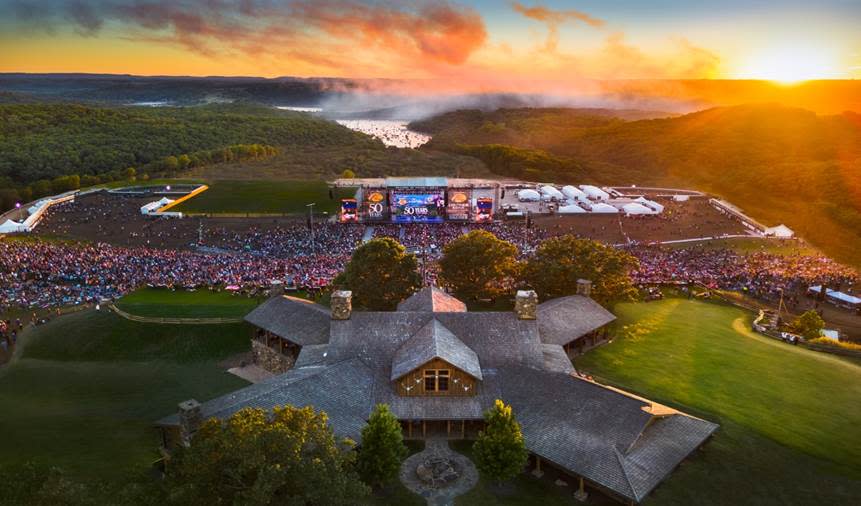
[0, 103, 381, 185]
[411, 105, 861, 267]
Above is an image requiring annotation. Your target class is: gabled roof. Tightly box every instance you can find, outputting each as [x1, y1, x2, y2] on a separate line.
[244, 295, 330, 346]
[498, 366, 718, 503]
[397, 287, 467, 313]
[390, 319, 482, 381]
[537, 295, 616, 346]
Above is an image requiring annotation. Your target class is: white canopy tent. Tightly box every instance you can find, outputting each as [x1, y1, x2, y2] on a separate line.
[591, 203, 619, 213]
[562, 185, 587, 201]
[622, 202, 655, 215]
[140, 202, 162, 215]
[579, 185, 610, 201]
[764, 224, 794, 238]
[635, 196, 664, 213]
[0, 219, 25, 233]
[558, 204, 587, 214]
[517, 189, 541, 202]
[540, 185, 565, 200]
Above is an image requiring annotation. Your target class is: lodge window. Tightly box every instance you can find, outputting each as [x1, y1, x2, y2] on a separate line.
[424, 369, 450, 392]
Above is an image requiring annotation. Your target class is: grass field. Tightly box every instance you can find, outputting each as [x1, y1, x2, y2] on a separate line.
[664, 237, 821, 256]
[171, 180, 356, 214]
[0, 307, 251, 481]
[576, 298, 861, 505]
[116, 287, 262, 319]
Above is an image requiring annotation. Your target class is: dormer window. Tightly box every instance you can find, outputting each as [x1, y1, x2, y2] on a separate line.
[424, 369, 450, 392]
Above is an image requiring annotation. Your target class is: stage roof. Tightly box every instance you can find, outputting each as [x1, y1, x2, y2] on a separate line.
[385, 176, 448, 187]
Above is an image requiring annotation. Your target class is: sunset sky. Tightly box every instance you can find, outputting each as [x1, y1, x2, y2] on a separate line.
[1, 0, 860, 83]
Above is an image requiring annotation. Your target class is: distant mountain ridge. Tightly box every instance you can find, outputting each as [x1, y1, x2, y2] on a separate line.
[411, 105, 861, 267]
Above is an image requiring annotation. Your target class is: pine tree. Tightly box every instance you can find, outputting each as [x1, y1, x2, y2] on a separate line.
[358, 404, 408, 487]
[473, 399, 529, 484]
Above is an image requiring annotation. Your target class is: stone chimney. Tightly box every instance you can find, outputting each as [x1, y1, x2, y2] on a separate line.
[576, 279, 592, 297]
[331, 290, 352, 320]
[514, 290, 538, 320]
[178, 399, 202, 447]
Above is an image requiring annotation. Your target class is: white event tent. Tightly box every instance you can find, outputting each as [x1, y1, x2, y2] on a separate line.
[558, 204, 587, 214]
[591, 203, 619, 213]
[517, 189, 541, 202]
[622, 202, 655, 215]
[579, 185, 610, 201]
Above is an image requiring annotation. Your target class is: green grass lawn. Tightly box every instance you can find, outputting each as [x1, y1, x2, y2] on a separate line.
[116, 287, 262, 319]
[171, 180, 356, 214]
[0, 309, 250, 481]
[576, 298, 861, 505]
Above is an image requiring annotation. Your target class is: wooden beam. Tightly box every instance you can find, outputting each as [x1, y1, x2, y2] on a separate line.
[447, 420, 451, 436]
[536, 456, 541, 472]
[408, 420, 412, 439]
[422, 420, 426, 437]
[461, 419, 465, 438]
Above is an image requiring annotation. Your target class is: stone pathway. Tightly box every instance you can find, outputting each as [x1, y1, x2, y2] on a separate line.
[399, 439, 479, 506]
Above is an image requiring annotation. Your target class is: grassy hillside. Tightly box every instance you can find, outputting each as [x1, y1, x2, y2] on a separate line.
[411, 106, 861, 266]
[0, 309, 250, 479]
[576, 298, 861, 505]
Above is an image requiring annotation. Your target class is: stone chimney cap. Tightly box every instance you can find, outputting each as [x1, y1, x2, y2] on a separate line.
[514, 290, 538, 320]
[179, 399, 201, 411]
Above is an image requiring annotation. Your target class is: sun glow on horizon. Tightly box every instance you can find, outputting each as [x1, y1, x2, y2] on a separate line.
[733, 43, 845, 84]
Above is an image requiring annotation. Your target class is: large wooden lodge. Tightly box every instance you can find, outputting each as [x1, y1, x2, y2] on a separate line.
[158, 285, 716, 504]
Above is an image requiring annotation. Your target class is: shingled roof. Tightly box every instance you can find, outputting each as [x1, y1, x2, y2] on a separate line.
[537, 295, 616, 346]
[397, 287, 468, 312]
[164, 288, 716, 504]
[244, 295, 330, 346]
[391, 319, 482, 381]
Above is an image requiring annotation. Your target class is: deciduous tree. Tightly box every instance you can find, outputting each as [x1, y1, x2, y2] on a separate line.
[334, 237, 422, 310]
[167, 405, 368, 505]
[792, 309, 825, 339]
[438, 230, 519, 301]
[521, 235, 638, 305]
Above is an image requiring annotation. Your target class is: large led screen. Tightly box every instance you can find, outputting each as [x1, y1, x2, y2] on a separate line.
[391, 192, 445, 223]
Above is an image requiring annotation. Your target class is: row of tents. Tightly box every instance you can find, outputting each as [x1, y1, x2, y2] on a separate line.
[517, 185, 665, 215]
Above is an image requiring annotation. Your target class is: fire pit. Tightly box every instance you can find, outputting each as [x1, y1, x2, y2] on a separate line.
[416, 456, 460, 488]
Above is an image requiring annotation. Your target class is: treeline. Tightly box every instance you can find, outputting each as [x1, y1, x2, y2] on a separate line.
[0, 143, 278, 211]
[412, 104, 861, 266]
[0, 102, 380, 185]
[454, 144, 584, 181]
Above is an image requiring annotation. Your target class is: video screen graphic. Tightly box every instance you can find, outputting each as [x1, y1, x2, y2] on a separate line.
[365, 190, 387, 221]
[447, 190, 471, 221]
[391, 191, 445, 223]
[340, 199, 358, 223]
[475, 197, 493, 222]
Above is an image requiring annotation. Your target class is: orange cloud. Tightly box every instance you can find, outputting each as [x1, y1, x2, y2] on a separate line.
[511, 1, 604, 52]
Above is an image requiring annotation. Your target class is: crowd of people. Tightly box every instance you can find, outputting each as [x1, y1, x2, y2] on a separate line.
[627, 246, 858, 302]
[0, 240, 347, 310]
[3, 195, 858, 313]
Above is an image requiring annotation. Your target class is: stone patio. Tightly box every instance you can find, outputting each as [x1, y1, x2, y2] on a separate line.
[399, 439, 479, 506]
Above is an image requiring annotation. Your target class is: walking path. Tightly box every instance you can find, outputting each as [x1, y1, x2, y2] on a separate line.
[399, 439, 479, 506]
[107, 304, 243, 324]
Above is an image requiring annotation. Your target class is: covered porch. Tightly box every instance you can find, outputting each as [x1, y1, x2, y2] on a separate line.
[401, 419, 485, 440]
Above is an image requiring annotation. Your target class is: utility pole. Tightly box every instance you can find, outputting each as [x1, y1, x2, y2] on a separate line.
[198, 220, 203, 245]
[307, 203, 316, 254]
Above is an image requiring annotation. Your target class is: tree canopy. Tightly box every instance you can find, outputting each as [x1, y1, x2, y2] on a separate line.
[166, 405, 368, 505]
[357, 404, 408, 487]
[334, 237, 422, 310]
[472, 400, 529, 484]
[521, 235, 639, 305]
[438, 230, 520, 301]
[792, 309, 826, 340]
